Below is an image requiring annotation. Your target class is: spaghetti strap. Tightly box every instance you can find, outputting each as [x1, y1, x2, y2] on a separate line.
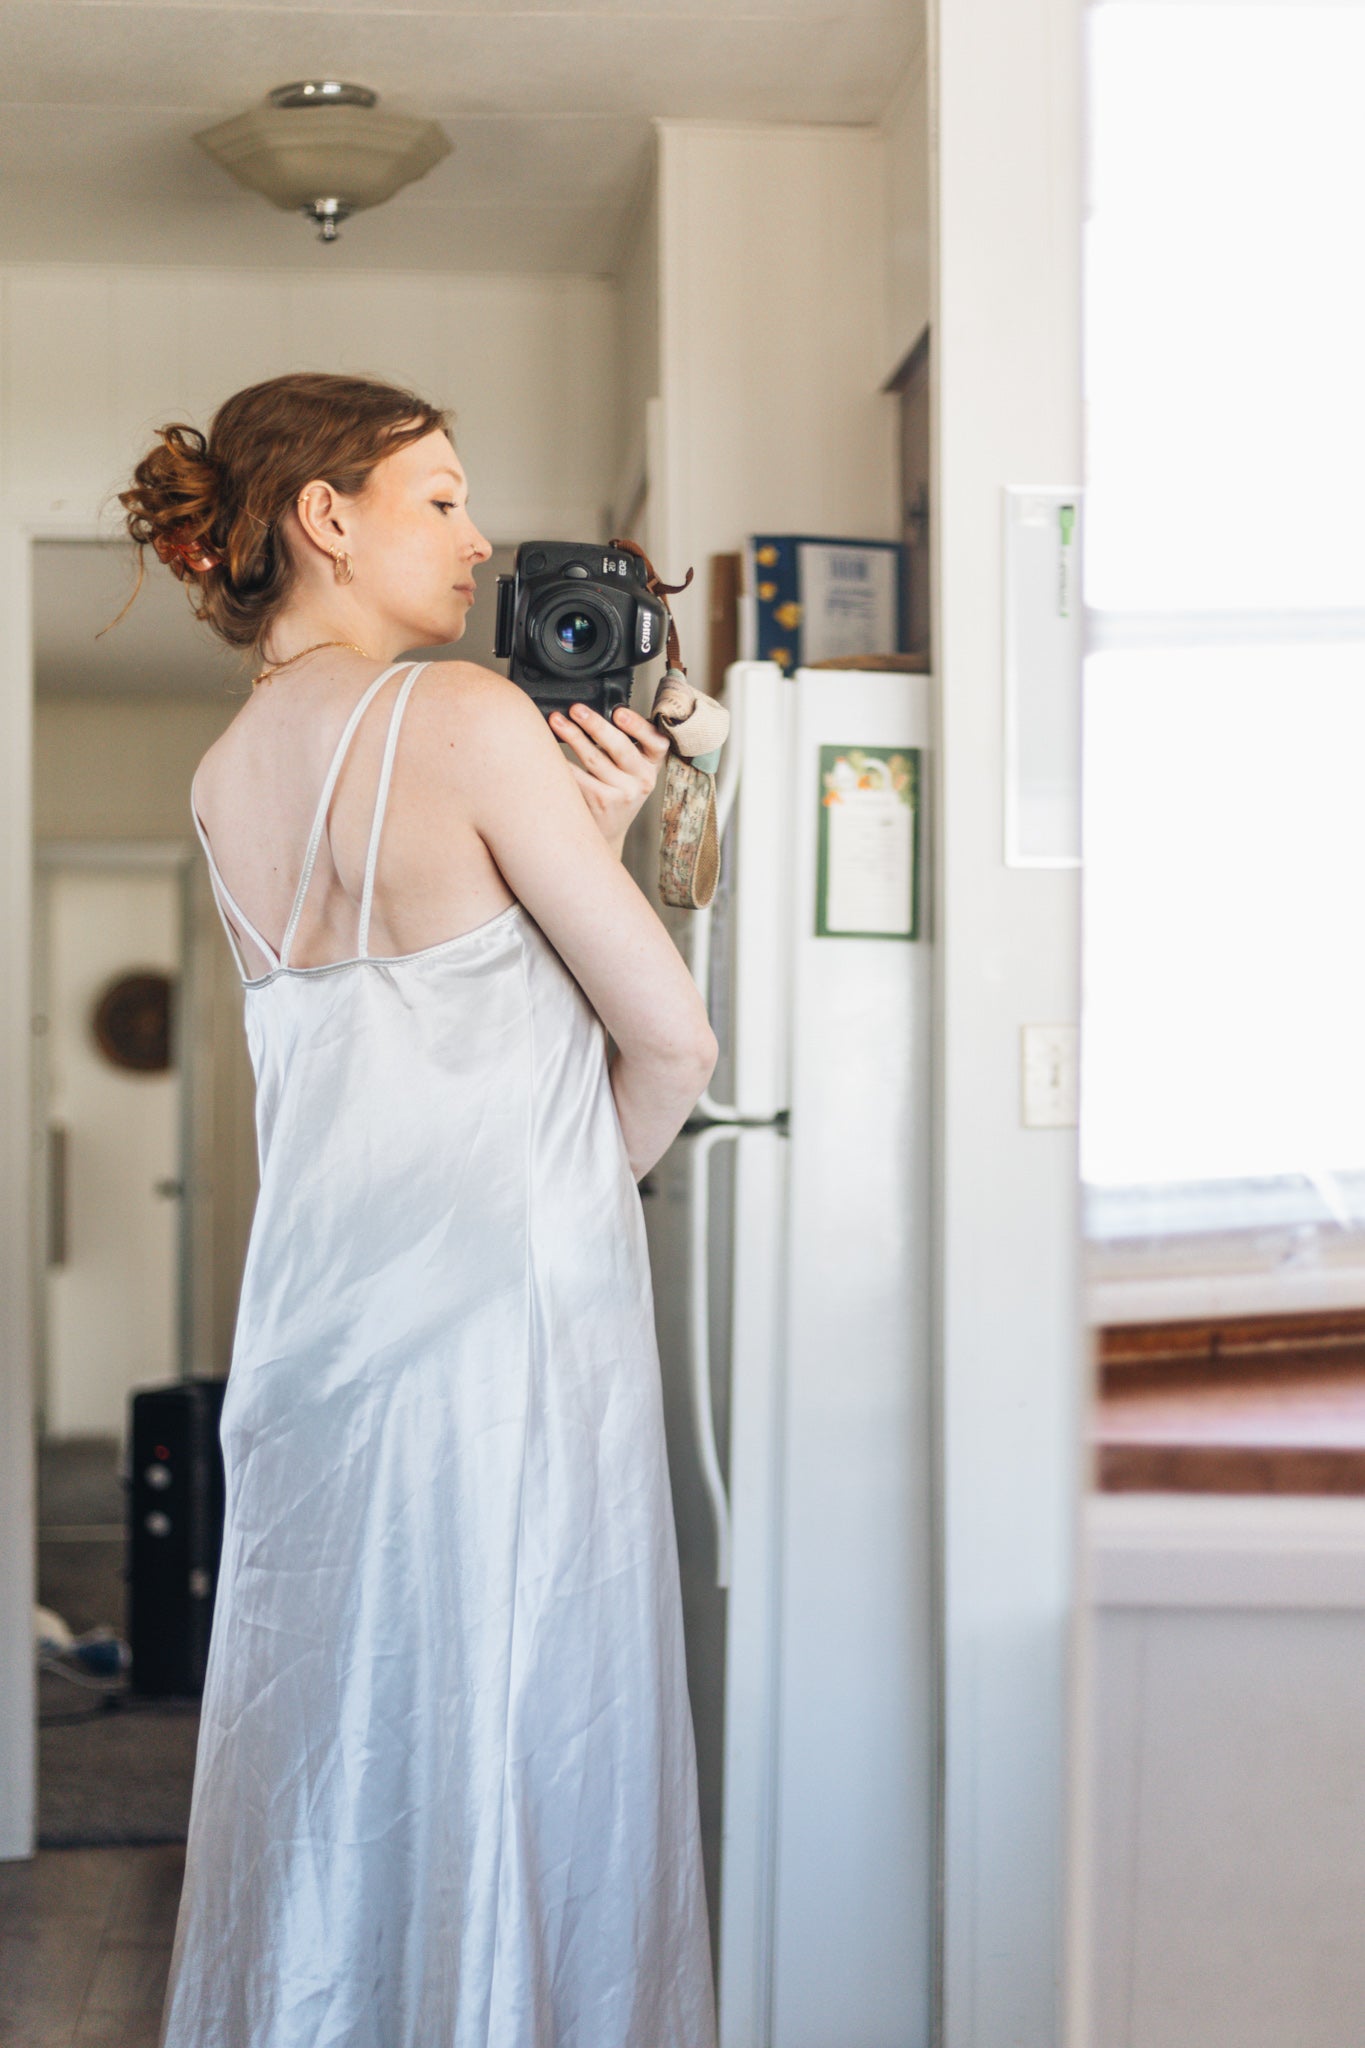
[358, 661, 429, 957]
[189, 777, 280, 982]
[277, 661, 413, 969]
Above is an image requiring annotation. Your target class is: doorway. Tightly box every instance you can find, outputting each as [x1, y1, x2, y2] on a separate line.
[27, 536, 251, 1854]
[32, 850, 192, 1447]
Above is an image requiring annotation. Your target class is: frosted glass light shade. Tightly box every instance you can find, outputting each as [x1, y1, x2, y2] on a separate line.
[194, 101, 452, 238]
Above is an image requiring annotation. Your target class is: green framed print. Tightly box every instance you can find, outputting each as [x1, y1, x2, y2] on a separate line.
[815, 744, 921, 939]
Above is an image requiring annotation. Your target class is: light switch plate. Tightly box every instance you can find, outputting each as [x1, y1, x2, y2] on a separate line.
[1021, 1023, 1079, 1128]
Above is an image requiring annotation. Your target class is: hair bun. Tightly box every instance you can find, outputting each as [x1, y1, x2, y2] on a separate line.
[120, 423, 224, 581]
[116, 372, 450, 649]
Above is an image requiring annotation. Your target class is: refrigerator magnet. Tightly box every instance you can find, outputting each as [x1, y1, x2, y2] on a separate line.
[815, 745, 921, 939]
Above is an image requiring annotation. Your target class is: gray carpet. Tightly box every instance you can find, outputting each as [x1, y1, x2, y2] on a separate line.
[37, 1434, 202, 1849]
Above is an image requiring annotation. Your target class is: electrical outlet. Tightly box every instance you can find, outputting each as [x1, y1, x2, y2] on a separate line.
[1021, 1023, 1079, 1129]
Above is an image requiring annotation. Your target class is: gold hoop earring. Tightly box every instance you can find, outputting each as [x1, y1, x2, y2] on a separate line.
[330, 549, 354, 586]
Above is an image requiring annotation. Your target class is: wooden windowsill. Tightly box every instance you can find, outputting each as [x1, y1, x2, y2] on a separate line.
[1094, 1308, 1365, 1495]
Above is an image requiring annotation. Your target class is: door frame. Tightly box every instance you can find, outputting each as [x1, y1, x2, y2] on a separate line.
[0, 514, 153, 1857]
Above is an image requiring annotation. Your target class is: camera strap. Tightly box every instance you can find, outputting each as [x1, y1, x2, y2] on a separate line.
[609, 538, 730, 911]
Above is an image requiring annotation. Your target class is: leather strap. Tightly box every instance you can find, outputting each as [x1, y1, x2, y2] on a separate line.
[609, 537, 694, 674]
[610, 538, 730, 910]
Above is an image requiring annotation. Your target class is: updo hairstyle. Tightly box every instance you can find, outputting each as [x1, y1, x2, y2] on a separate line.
[118, 371, 451, 649]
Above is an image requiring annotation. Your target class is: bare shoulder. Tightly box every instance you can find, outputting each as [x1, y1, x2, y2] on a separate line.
[407, 658, 555, 777]
[412, 657, 540, 726]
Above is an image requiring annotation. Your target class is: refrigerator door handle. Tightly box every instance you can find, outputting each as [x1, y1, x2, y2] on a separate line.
[690, 1123, 736, 1588]
[693, 696, 745, 1126]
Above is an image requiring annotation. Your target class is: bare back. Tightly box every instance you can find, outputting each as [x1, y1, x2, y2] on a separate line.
[191, 658, 516, 981]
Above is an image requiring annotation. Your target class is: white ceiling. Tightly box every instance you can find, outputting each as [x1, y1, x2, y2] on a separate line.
[0, 0, 917, 276]
[34, 538, 516, 697]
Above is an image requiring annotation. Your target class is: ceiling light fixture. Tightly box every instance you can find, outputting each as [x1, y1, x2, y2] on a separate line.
[194, 81, 451, 243]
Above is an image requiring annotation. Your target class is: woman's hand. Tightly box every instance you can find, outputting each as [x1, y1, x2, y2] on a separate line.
[547, 701, 672, 856]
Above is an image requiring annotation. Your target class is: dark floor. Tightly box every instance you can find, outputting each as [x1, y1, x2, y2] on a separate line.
[0, 1843, 184, 2048]
[6, 1438, 191, 2043]
[35, 1437, 201, 1850]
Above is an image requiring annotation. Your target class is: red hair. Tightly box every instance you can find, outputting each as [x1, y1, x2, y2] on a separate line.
[118, 371, 451, 648]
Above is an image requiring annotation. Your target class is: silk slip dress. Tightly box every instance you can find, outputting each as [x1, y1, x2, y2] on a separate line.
[162, 659, 716, 2048]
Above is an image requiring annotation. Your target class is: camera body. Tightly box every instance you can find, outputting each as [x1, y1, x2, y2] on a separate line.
[493, 541, 668, 719]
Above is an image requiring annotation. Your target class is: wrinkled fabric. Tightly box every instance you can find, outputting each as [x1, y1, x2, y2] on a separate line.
[158, 902, 716, 2048]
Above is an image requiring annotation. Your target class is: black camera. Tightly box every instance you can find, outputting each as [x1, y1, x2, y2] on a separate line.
[493, 542, 669, 719]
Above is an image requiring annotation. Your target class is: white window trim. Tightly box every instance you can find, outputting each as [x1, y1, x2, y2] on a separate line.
[1087, 1256, 1365, 1328]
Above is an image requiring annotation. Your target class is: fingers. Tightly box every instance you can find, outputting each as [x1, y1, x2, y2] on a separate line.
[566, 702, 638, 770]
[550, 706, 632, 784]
[549, 703, 666, 781]
[610, 705, 671, 760]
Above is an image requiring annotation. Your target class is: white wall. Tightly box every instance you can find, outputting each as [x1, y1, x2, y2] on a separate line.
[0, 264, 618, 539]
[1089, 1497, 1365, 2048]
[653, 120, 899, 664]
[611, 162, 660, 539]
[928, 1, 1086, 2042]
[884, 35, 932, 371]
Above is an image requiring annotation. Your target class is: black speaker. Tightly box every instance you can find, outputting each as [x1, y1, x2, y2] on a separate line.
[126, 1377, 229, 1697]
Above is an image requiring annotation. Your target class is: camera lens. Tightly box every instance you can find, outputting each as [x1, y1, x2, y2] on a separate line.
[532, 587, 622, 677]
[555, 610, 599, 655]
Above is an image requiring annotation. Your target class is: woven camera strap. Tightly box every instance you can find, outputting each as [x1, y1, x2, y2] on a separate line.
[609, 538, 731, 910]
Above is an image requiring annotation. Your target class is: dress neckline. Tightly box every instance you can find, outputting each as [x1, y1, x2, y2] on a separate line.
[239, 901, 526, 992]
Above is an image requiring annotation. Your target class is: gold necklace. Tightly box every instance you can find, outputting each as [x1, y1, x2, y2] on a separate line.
[251, 639, 376, 688]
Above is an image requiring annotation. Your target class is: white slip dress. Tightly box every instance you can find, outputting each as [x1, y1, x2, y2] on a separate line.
[161, 659, 716, 2048]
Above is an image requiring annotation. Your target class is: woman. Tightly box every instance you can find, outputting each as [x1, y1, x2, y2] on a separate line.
[123, 371, 719, 2048]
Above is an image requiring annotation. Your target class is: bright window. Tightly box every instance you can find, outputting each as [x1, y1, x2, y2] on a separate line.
[1081, 2, 1365, 1237]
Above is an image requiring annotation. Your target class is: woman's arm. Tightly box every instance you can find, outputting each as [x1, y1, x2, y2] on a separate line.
[449, 667, 718, 1178]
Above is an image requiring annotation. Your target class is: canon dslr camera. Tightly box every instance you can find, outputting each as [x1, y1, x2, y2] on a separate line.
[494, 542, 668, 720]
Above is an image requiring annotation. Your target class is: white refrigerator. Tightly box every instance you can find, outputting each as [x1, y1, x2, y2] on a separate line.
[643, 660, 936, 2048]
